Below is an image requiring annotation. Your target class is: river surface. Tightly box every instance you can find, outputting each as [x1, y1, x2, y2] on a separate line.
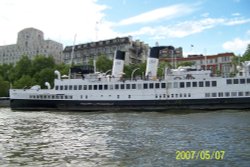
[0, 108, 249, 167]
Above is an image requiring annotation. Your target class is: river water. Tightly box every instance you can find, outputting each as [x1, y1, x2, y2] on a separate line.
[0, 108, 249, 167]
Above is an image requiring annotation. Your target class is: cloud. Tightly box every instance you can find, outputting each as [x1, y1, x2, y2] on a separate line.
[0, 0, 116, 46]
[124, 17, 250, 39]
[232, 13, 240, 16]
[117, 3, 197, 26]
[222, 38, 250, 54]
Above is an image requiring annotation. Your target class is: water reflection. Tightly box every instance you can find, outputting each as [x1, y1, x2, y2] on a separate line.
[0, 108, 249, 166]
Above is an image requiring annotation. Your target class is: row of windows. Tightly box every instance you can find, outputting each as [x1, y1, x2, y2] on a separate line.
[226, 78, 250, 84]
[205, 91, 250, 98]
[55, 82, 167, 91]
[29, 95, 73, 99]
[55, 81, 218, 91]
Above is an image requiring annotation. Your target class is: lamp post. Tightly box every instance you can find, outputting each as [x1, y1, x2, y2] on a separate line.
[131, 68, 140, 80]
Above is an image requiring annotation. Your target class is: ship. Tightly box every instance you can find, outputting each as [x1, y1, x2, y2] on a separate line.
[9, 47, 250, 111]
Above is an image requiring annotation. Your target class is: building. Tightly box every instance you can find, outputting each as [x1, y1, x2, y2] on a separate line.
[159, 46, 183, 58]
[63, 36, 149, 65]
[0, 28, 63, 65]
[160, 53, 236, 76]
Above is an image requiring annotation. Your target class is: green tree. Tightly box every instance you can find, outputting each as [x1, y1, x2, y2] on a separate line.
[33, 68, 55, 88]
[31, 55, 55, 75]
[242, 44, 250, 61]
[15, 55, 32, 79]
[177, 61, 195, 67]
[0, 76, 9, 97]
[96, 55, 112, 72]
[13, 75, 35, 89]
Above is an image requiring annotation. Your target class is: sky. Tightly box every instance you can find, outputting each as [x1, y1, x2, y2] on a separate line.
[0, 0, 250, 56]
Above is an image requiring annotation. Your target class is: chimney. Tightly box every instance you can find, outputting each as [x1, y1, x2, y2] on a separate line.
[112, 50, 126, 78]
[145, 47, 162, 79]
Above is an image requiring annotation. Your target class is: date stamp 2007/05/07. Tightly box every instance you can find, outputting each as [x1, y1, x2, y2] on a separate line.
[176, 150, 225, 160]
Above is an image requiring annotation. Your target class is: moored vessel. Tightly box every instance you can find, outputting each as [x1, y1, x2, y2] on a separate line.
[10, 47, 250, 111]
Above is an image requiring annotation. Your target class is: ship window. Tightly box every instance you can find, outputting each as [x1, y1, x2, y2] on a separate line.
[55, 85, 59, 90]
[188, 93, 191, 97]
[99, 85, 103, 90]
[205, 93, 210, 97]
[74, 85, 77, 90]
[84, 85, 87, 90]
[199, 81, 204, 87]
[186, 82, 191, 87]
[94, 85, 97, 90]
[126, 84, 130, 89]
[205, 81, 210, 87]
[88, 85, 92, 90]
[171, 94, 174, 98]
[117, 95, 120, 99]
[212, 81, 217, 87]
[184, 93, 187, 97]
[246, 92, 250, 96]
[155, 95, 158, 98]
[212, 93, 217, 97]
[163, 94, 166, 98]
[233, 79, 239, 84]
[175, 94, 178, 98]
[121, 84, 125, 89]
[64, 85, 68, 90]
[161, 83, 166, 88]
[180, 82, 185, 88]
[65, 96, 68, 99]
[143, 83, 148, 89]
[240, 79, 245, 84]
[155, 83, 160, 88]
[85, 95, 88, 99]
[59, 85, 63, 90]
[128, 95, 131, 98]
[104, 85, 108, 90]
[218, 92, 223, 97]
[192, 82, 197, 87]
[79, 85, 82, 90]
[231, 92, 237, 96]
[132, 84, 136, 89]
[227, 79, 232, 84]
[52, 95, 55, 99]
[225, 92, 230, 97]
[180, 93, 182, 97]
[115, 84, 119, 89]
[149, 83, 154, 89]
[247, 78, 250, 83]
[69, 85, 73, 90]
[238, 92, 243, 96]
[109, 85, 113, 90]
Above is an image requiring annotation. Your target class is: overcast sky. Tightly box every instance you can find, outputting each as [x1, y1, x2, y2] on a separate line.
[0, 0, 250, 56]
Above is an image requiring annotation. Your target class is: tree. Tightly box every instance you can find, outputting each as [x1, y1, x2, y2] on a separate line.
[15, 55, 32, 79]
[242, 44, 250, 61]
[13, 75, 35, 89]
[177, 61, 195, 67]
[33, 68, 55, 88]
[96, 55, 112, 72]
[31, 55, 55, 75]
[0, 76, 9, 97]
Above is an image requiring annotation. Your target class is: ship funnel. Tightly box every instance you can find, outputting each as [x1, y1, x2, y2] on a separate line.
[112, 50, 126, 78]
[145, 47, 162, 79]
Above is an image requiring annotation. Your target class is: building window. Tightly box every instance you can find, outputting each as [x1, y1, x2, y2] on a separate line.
[180, 82, 185, 88]
[227, 79, 232, 84]
[212, 81, 217, 87]
[161, 83, 166, 88]
[192, 82, 197, 87]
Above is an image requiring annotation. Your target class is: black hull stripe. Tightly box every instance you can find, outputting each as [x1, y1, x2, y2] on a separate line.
[10, 97, 250, 111]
